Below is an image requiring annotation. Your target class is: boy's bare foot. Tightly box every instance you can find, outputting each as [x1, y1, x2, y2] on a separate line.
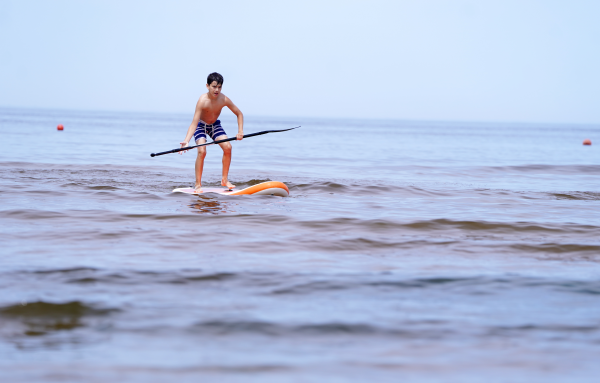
[222, 179, 235, 189]
[193, 184, 203, 193]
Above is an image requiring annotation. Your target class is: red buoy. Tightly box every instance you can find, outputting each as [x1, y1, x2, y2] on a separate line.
[57, 124, 64, 131]
[583, 139, 592, 145]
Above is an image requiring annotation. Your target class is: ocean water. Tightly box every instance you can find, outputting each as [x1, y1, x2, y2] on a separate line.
[0, 107, 599, 382]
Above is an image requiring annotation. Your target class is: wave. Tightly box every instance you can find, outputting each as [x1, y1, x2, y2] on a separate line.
[13, 268, 600, 296]
[190, 319, 451, 338]
[0, 301, 118, 337]
[2, 209, 599, 253]
[2, 161, 599, 201]
[18, 268, 240, 286]
[0, 301, 116, 318]
[510, 243, 600, 254]
[487, 324, 600, 335]
[190, 319, 600, 337]
[550, 192, 600, 201]
[294, 217, 600, 237]
[488, 164, 600, 175]
[3, 208, 598, 232]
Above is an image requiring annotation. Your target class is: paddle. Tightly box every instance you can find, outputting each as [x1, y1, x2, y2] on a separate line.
[150, 126, 300, 157]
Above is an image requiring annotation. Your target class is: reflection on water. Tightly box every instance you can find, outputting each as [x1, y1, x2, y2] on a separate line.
[188, 195, 236, 215]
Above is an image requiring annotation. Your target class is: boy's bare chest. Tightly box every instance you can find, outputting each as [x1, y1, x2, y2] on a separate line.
[199, 99, 225, 113]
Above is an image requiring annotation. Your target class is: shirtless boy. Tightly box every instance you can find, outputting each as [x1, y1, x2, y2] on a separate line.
[180, 72, 244, 193]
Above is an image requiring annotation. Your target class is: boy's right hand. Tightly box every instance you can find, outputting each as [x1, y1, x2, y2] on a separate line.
[179, 142, 189, 154]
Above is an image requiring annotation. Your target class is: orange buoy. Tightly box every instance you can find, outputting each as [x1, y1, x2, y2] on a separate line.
[57, 124, 64, 131]
[583, 139, 592, 145]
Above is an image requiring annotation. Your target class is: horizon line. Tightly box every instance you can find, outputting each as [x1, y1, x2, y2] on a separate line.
[1, 104, 599, 128]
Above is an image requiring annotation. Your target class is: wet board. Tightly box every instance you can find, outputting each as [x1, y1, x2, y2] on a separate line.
[173, 181, 289, 197]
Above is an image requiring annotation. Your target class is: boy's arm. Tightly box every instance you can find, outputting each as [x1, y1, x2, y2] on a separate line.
[225, 97, 244, 140]
[180, 100, 202, 151]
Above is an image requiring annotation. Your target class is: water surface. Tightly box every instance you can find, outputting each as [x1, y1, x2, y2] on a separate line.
[1, 107, 599, 382]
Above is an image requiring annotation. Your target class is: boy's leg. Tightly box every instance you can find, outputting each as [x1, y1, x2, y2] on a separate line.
[194, 140, 207, 192]
[217, 137, 235, 189]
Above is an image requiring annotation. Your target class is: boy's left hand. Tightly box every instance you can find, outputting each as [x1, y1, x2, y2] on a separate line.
[236, 132, 244, 140]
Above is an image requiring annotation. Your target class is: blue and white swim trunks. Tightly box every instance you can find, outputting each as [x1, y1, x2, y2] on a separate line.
[194, 119, 227, 143]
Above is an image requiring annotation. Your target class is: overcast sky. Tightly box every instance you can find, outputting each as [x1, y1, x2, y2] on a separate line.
[1, 0, 599, 123]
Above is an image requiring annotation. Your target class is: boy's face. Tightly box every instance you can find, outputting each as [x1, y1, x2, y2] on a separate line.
[206, 81, 222, 98]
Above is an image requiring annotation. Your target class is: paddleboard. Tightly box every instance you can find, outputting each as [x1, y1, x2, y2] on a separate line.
[173, 181, 289, 197]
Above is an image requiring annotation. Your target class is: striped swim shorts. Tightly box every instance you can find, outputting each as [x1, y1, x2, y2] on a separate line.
[194, 119, 227, 143]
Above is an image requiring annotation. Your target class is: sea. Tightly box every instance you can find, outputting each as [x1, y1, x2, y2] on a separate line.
[0, 107, 599, 383]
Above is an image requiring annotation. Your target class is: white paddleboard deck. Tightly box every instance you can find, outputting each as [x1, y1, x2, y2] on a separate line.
[173, 187, 235, 195]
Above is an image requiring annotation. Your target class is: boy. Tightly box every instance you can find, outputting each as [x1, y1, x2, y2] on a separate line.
[180, 72, 244, 193]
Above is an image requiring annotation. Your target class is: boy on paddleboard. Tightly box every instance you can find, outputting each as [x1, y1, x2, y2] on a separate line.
[180, 72, 244, 193]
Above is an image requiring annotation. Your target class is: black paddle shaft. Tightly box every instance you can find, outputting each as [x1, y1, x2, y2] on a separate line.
[150, 127, 299, 157]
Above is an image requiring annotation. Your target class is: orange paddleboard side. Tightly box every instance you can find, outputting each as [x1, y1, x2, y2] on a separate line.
[228, 181, 289, 196]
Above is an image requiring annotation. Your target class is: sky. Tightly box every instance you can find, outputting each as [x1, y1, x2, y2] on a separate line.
[1, 0, 599, 124]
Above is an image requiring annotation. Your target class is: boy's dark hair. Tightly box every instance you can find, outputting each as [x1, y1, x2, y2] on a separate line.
[207, 72, 224, 85]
